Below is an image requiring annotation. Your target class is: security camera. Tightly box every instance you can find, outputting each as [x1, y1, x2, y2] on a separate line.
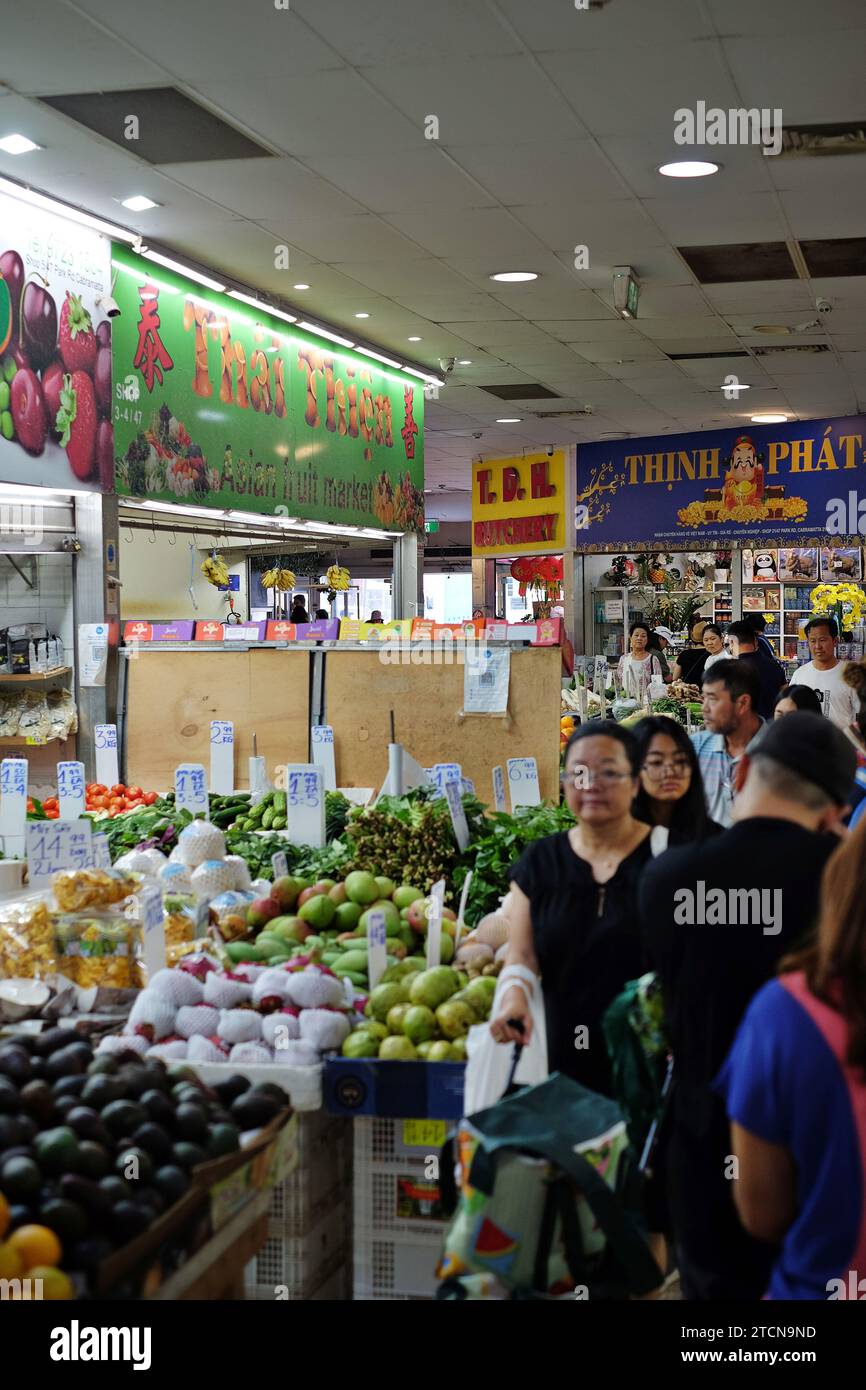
[816, 298, 832, 315]
[438, 356, 456, 376]
[546, 446, 554, 457]
[97, 295, 122, 319]
[472, 431, 483, 439]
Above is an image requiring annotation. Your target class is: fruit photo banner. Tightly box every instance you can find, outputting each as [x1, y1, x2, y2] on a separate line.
[576, 416, 866, 551]
[0, 188, 113, 490]
[110, 245, 424, 531]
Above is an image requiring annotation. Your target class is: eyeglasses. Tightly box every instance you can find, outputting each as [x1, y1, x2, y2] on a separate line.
[562, 769, 634, 789]
[641, 757, 691, 780]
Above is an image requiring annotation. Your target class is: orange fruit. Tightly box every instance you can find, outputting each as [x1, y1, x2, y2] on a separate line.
[0, 1192, 9, 1240]
[8, 1225, 62, 1271]
[0, 1242, 23, 1279]
[28, 1266, 74, 1300]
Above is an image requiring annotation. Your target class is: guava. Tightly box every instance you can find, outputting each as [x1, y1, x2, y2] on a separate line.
[379, 1035, 418, 1061]
[358, 900, 400, 935]
[367, 980, 410, 1022]
[298, 895, 336, 930]
[344, 871, 379, 905]
[375, 877, 396, 900]
[435, 999, 476, 1040]
[386, 1003, 412, 1035]
[408, 966, 460, 1011]
[334, 901, 362, 931]
[403, 1004, 437, 1045]
[341, 1030, 379, 1059]
[427, 1040, 455, 1062]
[464, 976, 497, 1019]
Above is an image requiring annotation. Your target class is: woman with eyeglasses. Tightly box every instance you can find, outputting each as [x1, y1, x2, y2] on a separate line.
[632, 715, 722, 847]
[489, 721, 654, 1097]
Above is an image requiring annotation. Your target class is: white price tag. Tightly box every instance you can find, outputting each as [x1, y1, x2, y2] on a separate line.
[26, 819, 93, 887]
[91, 833, 112, 869]
[311, 725, 337, 792]
[443, 780, 470, 852]
[455, 871, 472, 952]
[0, 758, 28, 856]
[428, 763, 462, 799]
[272, 850, 289, 879]
[281, 765, 325, 848]
[461, 778, 476, 797]
[57, 761, 86, 820]
[210, 721, 234, 796]
[507, 757, 542, 810]
[141, 882, 167, 979]
[492, 765, 507, 813]
[366, 908, 388, 991]
[425, 879, 445, 970]
[175, 763, 209, 819]
[94, 724, 119, 789]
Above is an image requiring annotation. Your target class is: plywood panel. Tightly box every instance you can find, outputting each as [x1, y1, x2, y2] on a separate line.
[324, 647, 561, 802]
[125, 650, 310, 791]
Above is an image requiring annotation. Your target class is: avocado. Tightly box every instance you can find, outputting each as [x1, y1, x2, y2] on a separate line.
[111, 1201, 151, 1243]
[102, 1099, 146, 1138]
[69, 1236, 113, 1273]
[136, 1186, 167, 1218]
[77, 1141, 111, 1180]
[34, 1126, 81, 1175]
[115, 1147, 154, 1184]
[205, 1123, 240, 1159]
[51, 1074, 87, 1100]
[1, 1146, 35, 1164]
[141, 1061, 171, 1093]
[54, 1096, 83, 1122]
[66, 1106, 111, 1145]
[249, 1082, 289, 1109]
[212, 1075, 250, 1107]
[167, 1065, 196, 1085]
[44, 1042, 91, 1081]
[172, 1141, 206, 1171]
[98, 1174, 130, 1205]
[0, 1114, 23, 1148]
[116, 1064, 150, 1099]
[153, 1164, 190, 1204]
[230, 1091, 279, 1130]
[58, 1173, 112, 1222]
[174, 1084, 206, 1107]
[138, 1090, 174, 1129]
[0, 1076, 21, 1115]
[0, 1155, 41, 1201]
[0, 1045, 31, 1085]
[27, 1057, 46, 1081]
[174, 1103, 208, 1142]
[35, 1026, 83, 1058]
[86, 1055, 119, 1076]
[19, 1080, 54, 1124]
[15, 1115, 37, 1145]
[131, 1123, 173, 1164]
[40, 1197, 88, 1245]
[81, 1074, 125, 1110]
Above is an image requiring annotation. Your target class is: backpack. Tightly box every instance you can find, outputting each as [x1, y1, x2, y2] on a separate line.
[435, 1072, 663, 1300]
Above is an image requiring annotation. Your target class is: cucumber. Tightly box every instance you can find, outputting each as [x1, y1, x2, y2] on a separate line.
[271, 815, 287, 831]
[262, 807, 274, 830]
[273, 790, 287, 815]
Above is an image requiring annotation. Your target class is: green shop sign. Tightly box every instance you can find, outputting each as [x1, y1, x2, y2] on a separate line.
[110, 246, 424, 531]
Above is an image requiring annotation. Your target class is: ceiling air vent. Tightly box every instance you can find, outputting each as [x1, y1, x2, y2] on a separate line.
[666, 350, 750, 361]
[678, 243, 797, 283]
[482, 384, 561, 401]
[752, 343, 831, 357]
[39, 88, 274, 164]
[780, 123, 866, 157]
[530, 408, 594, 419]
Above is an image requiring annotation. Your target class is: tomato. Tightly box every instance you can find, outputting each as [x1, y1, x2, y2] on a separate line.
[45, 808, 60, 819]
[111, 784, 126, 797]
[43, 798, 58, 811]
[142, 791, 158, 806]
[126, 785, 143, 800]
[125, 800, 143, 811]
[91, 784, 107, 796]
[90, 795, 108, 810]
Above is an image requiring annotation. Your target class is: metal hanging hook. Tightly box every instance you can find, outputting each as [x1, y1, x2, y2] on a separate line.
[167, 528, 177, 546]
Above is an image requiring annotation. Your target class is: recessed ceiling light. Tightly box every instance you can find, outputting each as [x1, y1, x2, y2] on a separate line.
[658, 160, 719, 178]
[354, 311, 370, 319]
[751, 413, 788, 424]
[121, 195, 159, 212]
[490, 271, 538, 283]
[720, 382, 750, 390]
[458, 359, 472, 365]
[0, 134, 41, 156]
[293, 283, 310, 290]
[496, 417, 522, 424]
[407, 335, 422, 342]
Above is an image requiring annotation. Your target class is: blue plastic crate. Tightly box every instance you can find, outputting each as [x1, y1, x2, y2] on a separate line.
[324, 1058, 465, 1119]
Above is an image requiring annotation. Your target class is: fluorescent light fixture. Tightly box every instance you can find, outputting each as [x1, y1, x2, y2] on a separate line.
[658, 160, 719, 178]
[402, 366, 444, 386]
[226, 288, 297, 324]
[751, 413, 788, 424]
[458, 359, 472, 365]
[0, 134, 41, 155]
[407, 336, 422, 342]
[121, 195, 159, 212]
[496, 417, 522, 424]
[0, 483, 90, 502]
[142, 248, 225, 292]
[110, 259, 180, 296]
[298, 320, 355, 348]
[490, 271, 538, 283]
[293, 283, 310, 290]
[354, 311, 370, 319]
[357, 347, 405, 370]
[721, 382, 750, 390]
[0, 176, 137, 242]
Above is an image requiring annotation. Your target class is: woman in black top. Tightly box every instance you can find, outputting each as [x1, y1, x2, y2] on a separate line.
[490, 721, 652, 1097]
[671, 618, 709, 686]
[631, 715, 723, 845]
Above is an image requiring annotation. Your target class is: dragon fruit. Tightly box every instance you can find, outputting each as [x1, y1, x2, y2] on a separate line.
[176, 1003, 220, 1038]
[175, 820, 226, 868]
[147, 1038, 188, 1061]
[179, 953, 219, 983]
[286, 967, 344, 1010]
[230, 962, 267, 983]
[299, 1008, 351, 1051]
[149, 967, 204, 1008]
[228, 1042, 274, 1065]
[252, 969, 294, 1011]
[125, 989, 177, 1041]
[204, 973, 252, 1008]
[262, 1010, 301, 1048]
[187, 1034, 230, 1063]
[217, 1009, 263, 1044]
[97, 1033, 150, 1057]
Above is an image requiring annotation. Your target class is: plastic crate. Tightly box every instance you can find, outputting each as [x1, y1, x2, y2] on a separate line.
[352, 1117, 448, 1238]
[309, 1264, 351, 1300]
[353, 1229, 443, 1301]
[267, 1114, 352, 1237]
[324, 1057, 464, 1118]
[244, 1202, 349, 1300]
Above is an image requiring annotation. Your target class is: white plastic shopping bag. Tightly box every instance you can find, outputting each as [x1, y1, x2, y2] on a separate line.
[463, 970, 548, 1116]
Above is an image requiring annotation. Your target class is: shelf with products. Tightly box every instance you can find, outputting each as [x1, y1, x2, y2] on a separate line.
[0, 667, 71, 682]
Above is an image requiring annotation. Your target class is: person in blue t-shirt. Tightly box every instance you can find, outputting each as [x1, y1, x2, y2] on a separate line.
[717, 817, 866, 1299]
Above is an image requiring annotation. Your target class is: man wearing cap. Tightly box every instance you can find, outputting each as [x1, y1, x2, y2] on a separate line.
[640, 712, 855, 1301]
[650, 626, 673, 682]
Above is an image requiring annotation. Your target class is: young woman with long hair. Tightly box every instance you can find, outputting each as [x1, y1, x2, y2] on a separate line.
[630, 715, 722, 846]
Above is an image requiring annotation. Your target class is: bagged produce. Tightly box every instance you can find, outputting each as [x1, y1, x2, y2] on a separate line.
[125, 988, 177, 1040]
[262, 1010, 300, 1046]
[115, 849, 162, 876]
[229, 1042, 273, 1065]
[299, 1008, 351, 1051]
[252, 969, 294, 1009]
[191, 859, 236, 899]
[148, 1039, 188, 1060]
[148, 965, 204, 1006]
[176, 1003, 220, 1038]
[187, 1034, 230, 1063]
[286, 967, 344, 1010]
[55, 913, 137, 989]
[204, 973, 252, 1008]
[217, 1009, 262, 1044]
[0, 897, 57, 979]
[52, 867, 138, 912]
[158, 861, 194, 893]
[224, 855, 252, 891]
[175, 820, 226, 868]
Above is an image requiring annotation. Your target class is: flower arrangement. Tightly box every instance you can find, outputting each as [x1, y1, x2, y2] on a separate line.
[810, 582, 866, 637]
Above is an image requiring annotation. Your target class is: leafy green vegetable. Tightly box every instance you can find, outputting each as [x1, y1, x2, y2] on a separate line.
[453, 802, 576, 924]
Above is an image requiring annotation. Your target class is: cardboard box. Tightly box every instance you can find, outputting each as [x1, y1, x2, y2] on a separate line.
[123, 621, 195, 642]
[531, 617, 561, 646]
[194, 622, 266, 642]
[266, 620, 297, 641]
[295, 620, 340, 641]
[194, 620, 226, 641]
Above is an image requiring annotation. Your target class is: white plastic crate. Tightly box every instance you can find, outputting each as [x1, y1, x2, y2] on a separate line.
[353, 1116, 448, 1239]
[245, 1202, 349, 1300]
[268, 1114, 352, 1237]
[353, 1229, 443, 1301]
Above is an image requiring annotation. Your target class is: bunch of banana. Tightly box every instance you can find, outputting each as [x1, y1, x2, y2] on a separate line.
[201, 553, 230, 587]
[261, 567, 296, 591]
[326, 564, 351, 591]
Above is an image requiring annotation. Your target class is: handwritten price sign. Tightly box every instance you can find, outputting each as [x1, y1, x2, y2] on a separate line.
[210, 721, 234, 795]
[175, 764, 209, 818]
[27, 820, 93, 886]
[57, 761, 86, 820]
[94, 725, 119, 788]
[282, 765, 325, 847]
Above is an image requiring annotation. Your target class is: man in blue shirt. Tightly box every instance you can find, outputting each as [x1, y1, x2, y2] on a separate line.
[691, 659, 765, 826]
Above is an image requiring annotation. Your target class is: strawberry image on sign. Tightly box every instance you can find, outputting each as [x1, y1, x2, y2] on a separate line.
[56, 371, 98, 480]
[58, 291, 97, 374]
